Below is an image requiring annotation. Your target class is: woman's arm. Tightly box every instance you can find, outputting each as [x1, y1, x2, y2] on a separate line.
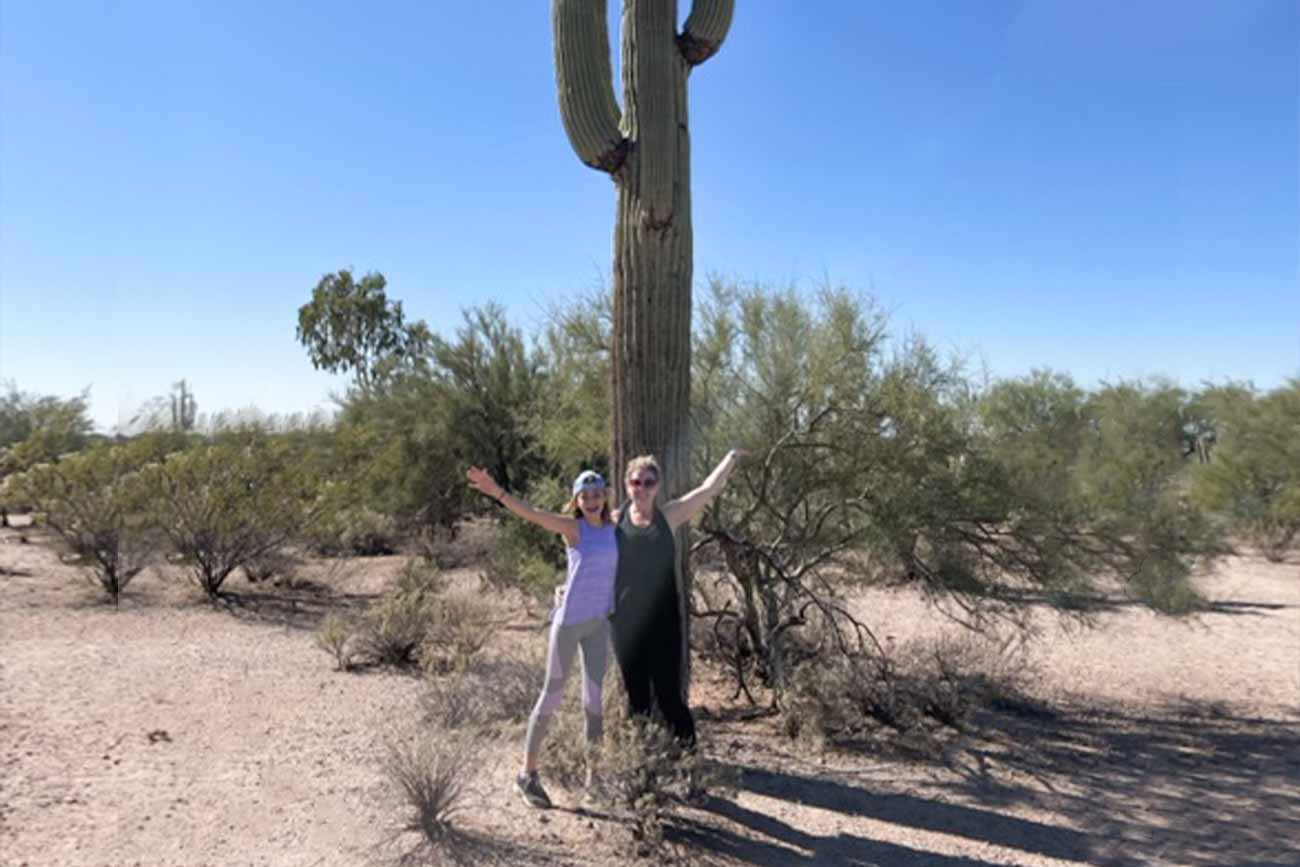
[662, 449, 747, 531]
[465, 466, 580, 546]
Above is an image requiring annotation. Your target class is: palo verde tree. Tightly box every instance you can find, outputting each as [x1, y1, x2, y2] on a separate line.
[553, 0, 736, 687]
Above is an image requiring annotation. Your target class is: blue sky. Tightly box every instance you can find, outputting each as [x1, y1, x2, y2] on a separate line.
[3, 1, 1297, 431]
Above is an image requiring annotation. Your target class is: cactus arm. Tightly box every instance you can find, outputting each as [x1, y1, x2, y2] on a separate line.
[554, 0, 628, 174]
[679, 0, 734, 65]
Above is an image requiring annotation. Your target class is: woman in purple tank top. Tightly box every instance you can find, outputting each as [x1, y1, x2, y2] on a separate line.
[466, 465, 616, 810]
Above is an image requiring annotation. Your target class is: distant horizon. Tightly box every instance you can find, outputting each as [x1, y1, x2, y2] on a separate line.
[4, 2, 1297, 433]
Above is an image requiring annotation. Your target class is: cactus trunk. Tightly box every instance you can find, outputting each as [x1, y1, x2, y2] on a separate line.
[554, 0, 734, 698]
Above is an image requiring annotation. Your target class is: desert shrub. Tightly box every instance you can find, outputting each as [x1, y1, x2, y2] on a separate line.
[145, 430, 334, 597]
[384, 731, 481, 865]
[315, 611, 356, 671]
[1191, 380, 1300, 560]
[243, 547, 298, 584]
[420, 651, 544, 731]
[690, 281, 1228, 709]
[304, 505, 402, 557]
[420, 592, 497, 675]
[780, 634, 1035, 748]
[5, 440, 159, 603]
[352, 560, 444, 667]
[596, 714, 736, 858]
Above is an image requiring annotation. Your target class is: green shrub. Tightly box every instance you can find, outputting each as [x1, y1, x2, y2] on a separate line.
[145, 431, 331, 597]
[1192, 380, 1300, 560]
[304, 506, 402, 557]
[5, 441, 159, 603]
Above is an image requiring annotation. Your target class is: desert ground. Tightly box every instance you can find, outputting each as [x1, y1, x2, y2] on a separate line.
[3, 517, 1297, 867]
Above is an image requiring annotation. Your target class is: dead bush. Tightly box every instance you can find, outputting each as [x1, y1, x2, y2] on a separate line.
[780, 634, 1037, 748]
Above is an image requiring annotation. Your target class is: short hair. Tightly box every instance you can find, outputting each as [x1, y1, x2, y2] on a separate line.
[625, 454, 662, 482]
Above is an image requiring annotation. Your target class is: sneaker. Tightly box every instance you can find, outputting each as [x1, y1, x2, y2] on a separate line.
[515, 770, 552, 810]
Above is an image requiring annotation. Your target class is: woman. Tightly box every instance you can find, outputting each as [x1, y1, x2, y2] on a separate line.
[465, 466, 616, 810]
[611, 449, 745, 746]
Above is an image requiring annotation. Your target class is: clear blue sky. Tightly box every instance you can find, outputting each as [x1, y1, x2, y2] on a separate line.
[3, 1, 1297, 431]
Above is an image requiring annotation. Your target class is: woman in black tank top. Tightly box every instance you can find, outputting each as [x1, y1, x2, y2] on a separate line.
[611, 449, 745, 746]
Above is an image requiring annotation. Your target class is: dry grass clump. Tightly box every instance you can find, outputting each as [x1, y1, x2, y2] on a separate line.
[383, 731, 490, 867]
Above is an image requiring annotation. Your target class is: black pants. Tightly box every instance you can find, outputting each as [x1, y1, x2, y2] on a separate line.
[611, 601, 696, 746]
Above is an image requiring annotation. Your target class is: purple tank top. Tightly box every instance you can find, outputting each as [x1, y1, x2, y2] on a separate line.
[557, 520, 617, 625]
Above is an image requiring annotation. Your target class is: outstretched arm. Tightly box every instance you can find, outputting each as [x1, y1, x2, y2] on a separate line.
[662, 449, 747, 532]
[466, 466, 580, 546]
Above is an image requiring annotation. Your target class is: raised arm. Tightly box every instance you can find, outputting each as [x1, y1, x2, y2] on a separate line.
[662, 449, 746, 531]
[466, 466, 580, 546]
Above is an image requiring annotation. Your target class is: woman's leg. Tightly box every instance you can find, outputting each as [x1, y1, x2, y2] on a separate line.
[524, 620, 580, 772]
[611, 616, 653, 719]
[577, 618, 611, 745]
[648, 609, 696, 747]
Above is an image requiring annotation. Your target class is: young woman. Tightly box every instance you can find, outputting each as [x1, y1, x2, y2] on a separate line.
[611, 449, 745, 746]
[465, 466, 616, 810]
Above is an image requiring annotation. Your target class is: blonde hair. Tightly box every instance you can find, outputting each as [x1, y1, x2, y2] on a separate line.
[625, 455, 662, 483]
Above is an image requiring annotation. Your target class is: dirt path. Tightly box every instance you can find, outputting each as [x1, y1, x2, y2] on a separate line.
[3, 524, 1297, 866]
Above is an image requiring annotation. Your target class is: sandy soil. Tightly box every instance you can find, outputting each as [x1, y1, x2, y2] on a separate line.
[3, 519, 1297, 867]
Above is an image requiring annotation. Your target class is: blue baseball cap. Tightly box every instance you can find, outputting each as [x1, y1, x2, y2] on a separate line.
[572, 470, 607, 496]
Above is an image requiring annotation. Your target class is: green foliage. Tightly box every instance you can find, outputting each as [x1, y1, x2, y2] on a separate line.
[5, 439, 161, 603]
[533, 288, 613, 475]
[146, 430, 332, 597]
[688, 281, 1227, 711]
[0, 383, 94, 477]
[430, 303, 549, 494]
[480, 475, 568, 602]
[1192, 379, 1300, 559]
[296, 269, 433, 391]
[331, 375, 466, 534]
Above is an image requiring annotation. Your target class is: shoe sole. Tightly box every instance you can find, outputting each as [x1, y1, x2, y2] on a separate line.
[516, 785, 551, 810]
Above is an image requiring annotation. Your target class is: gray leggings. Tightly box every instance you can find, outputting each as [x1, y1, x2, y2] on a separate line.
[525, 615, 610, 760]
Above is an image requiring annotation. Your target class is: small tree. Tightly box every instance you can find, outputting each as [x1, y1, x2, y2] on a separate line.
[296, 269, 433, 393]
[0, 384, 96, 526]
[147, 431, 332, 597]
[5, 440, 162, 603]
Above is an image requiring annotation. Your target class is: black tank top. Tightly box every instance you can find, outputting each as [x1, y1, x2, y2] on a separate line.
[613, 506, 678, 624]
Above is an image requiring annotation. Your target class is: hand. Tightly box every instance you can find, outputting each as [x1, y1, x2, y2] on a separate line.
[553, 585, 566, 609]
[465, 466, 503, 500]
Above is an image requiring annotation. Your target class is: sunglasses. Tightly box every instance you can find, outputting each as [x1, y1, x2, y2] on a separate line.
[628, 476, 659, 488]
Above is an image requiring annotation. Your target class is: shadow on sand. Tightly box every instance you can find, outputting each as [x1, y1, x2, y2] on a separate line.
[675, 702, 1300, 866]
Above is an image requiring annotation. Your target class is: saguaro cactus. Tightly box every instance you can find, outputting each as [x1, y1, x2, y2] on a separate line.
[554, 0, 735, 689]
